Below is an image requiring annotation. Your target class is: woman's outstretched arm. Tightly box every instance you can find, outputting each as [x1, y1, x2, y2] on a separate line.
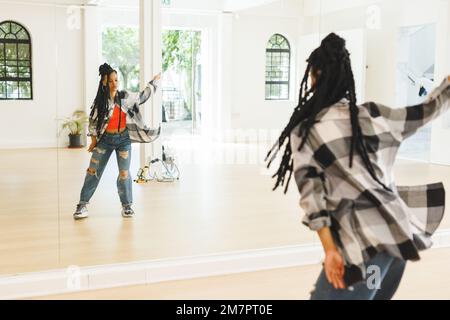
[138, 73, 161, 105]
[362, 76, 450, 142]
[123, 73, 162, 109]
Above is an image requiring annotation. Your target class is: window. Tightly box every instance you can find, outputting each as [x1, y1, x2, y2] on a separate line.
[0, 21, 32, 100]
[265, 34, 290, 100]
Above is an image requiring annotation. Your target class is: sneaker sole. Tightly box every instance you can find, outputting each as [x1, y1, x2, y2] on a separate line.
[73, 213, 89, 220]
[121, 212, 134, 218]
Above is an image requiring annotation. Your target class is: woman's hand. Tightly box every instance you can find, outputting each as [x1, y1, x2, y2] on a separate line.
[88, 137, 97, 153]
[324, 249, 346, 290]
[152, 72, 161, 82]
[317, 227, 346, 289]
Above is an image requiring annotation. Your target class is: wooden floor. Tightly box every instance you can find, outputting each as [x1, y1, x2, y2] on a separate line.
[1, 142, 450, 276]
[36, 247, 450, 300]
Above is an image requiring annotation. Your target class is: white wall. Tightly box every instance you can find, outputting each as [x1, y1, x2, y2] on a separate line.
[100, 6, 139, 26]
[429, 0, 450, 164]
[301, 0, 449, 107]
[57, 5, 85, 147]
[301, 0, 450, 165]
[227, 0, 302, 135]
[302, 1, 394, 106]
[84, 6, 101, 132]
[303, 0, 381, 16]
[0, 3, 84, 149]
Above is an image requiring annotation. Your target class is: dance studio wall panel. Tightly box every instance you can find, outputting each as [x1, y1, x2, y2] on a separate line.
[0, 3, 83, 149]
[228, 3, 302, 133]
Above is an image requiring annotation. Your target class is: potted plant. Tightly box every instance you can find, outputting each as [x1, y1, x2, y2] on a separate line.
[60, 110, 89, 148]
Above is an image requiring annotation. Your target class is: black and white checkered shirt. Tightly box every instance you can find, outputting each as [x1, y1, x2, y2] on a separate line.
[88, 80, 161, 143]
[291, 78, 450, 285]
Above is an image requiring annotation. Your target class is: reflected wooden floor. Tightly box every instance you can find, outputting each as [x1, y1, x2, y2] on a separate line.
[1, 143, 450, 276]
[0, 143, 312, 275]
[36, 247, 450, 300]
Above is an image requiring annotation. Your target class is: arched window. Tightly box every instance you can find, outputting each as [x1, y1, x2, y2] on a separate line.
[265, 34, 290, 100]
[0, 21, 32, 100]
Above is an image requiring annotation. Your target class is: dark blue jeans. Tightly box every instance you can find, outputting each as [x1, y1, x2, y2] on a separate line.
[310, 251, 406, 300]
[79, 129, 133, 206]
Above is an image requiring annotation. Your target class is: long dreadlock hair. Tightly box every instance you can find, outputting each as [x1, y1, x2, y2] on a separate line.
[90, 63, 119, 134]
[265, 33, 390, 194]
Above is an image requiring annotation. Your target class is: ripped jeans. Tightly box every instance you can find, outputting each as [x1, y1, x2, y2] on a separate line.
[79, 129, 133, 206]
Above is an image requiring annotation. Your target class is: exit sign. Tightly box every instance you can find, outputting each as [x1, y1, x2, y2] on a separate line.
[162, 0, 171, 6]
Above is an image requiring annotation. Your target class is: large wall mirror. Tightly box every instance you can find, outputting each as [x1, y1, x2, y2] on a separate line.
[0, 0, 449, 297]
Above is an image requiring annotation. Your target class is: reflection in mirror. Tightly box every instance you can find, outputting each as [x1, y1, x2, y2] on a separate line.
[0, 1, 449, 295]
[57, 2, 146, 268]
[56, 0, 318, 270]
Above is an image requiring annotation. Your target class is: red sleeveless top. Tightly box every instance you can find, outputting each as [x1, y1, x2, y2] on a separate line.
[106, 104, 127, 131]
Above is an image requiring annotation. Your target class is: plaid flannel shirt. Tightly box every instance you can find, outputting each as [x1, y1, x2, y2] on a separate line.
[291, 77, 450, 285]
[88, 79, 161, 143]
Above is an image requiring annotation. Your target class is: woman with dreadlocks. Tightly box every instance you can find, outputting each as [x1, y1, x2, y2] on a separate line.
[73, 63, 161, 220]
[266, 33, 450, 300]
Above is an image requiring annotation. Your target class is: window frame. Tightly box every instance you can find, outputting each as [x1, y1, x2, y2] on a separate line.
[265, 33, 291, 101]
[0, 20, 33, 101]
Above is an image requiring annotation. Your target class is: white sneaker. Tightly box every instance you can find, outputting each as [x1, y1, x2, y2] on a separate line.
[121, 205, 135, 218]
[73, 204, 89, 220]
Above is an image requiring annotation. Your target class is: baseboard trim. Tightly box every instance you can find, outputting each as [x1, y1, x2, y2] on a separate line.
[2, 229, 450, 299]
